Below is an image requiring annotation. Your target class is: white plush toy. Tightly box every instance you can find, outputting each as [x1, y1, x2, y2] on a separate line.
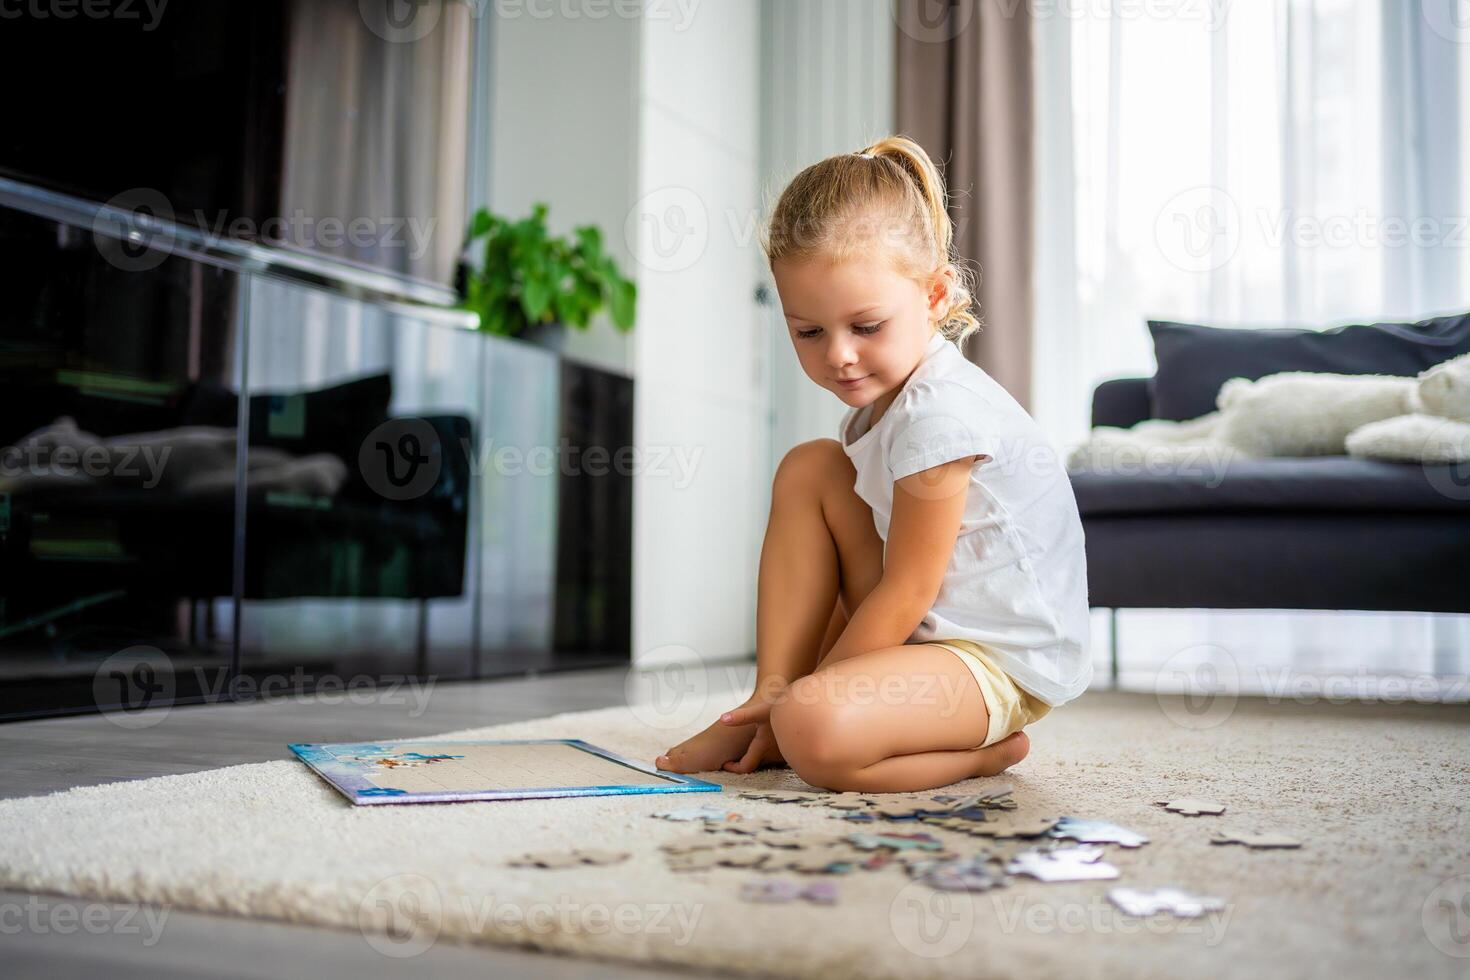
[1068, 351, 1470, 468]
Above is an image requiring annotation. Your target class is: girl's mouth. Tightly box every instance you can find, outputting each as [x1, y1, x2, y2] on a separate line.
[836, 375, 870, 389]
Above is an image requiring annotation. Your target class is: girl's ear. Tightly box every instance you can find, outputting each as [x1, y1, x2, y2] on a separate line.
[925, 266, 955, 321]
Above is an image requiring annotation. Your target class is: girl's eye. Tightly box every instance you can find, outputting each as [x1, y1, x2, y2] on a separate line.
[854, 322, 883, 335]
[796, 327, 822, 339]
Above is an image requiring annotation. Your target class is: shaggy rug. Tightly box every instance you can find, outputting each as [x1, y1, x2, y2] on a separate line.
[1, 691, 1466, 979]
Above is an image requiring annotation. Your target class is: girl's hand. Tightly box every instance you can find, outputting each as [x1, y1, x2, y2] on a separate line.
[721, 722, 784, 774]
[718, 677, 791, 727]
[718, 702, 771, 727]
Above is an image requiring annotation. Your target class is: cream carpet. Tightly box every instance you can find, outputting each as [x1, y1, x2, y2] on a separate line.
[1, 691, 1466, 979]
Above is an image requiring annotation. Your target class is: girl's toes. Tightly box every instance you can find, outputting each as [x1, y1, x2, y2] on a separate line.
[974, 731, 1030, 776]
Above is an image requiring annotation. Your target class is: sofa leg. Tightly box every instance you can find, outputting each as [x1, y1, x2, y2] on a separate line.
[1109, 608, 1120, 689]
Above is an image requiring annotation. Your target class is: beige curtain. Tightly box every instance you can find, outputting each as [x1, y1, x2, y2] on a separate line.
[895, 0, 1034, 407]
[281, 0, 472, 286]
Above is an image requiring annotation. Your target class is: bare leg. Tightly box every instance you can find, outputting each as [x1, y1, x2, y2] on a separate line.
[769, 643, 1032, 793]
[656, 440, 883, 773]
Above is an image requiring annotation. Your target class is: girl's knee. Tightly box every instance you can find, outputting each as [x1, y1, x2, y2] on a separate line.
[773, 439, 850, 495]
[770, 681, 864, 776]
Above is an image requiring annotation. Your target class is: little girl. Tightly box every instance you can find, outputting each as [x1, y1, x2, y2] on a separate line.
[655, 136, 1090, 793]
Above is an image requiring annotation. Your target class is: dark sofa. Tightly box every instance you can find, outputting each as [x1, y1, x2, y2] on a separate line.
[1067, 313, 1470, 678]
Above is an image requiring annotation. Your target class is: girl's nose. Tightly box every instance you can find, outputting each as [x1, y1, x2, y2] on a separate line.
[826, 339, 857, 369]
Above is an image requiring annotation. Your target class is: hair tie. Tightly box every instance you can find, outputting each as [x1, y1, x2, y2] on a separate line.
[855, 151, 875, 159]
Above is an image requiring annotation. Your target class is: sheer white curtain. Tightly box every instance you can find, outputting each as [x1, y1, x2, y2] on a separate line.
[1034, 0, 1470, 453]
[1033, 1, 1470, 690]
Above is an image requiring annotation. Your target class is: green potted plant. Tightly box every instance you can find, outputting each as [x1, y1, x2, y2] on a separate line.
[457, 202, 636, 349]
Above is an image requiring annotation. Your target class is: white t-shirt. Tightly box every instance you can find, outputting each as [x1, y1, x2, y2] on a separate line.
[839, 330, 1091, 706]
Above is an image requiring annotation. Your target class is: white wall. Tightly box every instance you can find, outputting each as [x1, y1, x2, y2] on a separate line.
[629, 1, 766, 666]
[488, 2, 895, 667]
[759, 0, 896, 475]
[488, 5, 640, 377]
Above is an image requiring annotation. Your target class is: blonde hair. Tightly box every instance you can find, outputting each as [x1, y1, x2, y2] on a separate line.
[759, 135, 982, 345]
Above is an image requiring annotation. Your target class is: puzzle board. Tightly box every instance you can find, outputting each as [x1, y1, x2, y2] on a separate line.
[289, 739, 721, 805]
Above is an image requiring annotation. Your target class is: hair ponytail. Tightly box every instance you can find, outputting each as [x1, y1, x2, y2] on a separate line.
[763, 135, 982, 346]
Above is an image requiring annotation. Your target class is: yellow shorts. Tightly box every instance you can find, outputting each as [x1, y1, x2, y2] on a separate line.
[925, 639, 1051, 749]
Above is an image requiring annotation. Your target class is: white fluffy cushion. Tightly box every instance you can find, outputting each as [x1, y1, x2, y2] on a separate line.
[1215, 372, 1417, 456]
[1345, 413, 1470, 464]
[1416, 351, 1470, 420]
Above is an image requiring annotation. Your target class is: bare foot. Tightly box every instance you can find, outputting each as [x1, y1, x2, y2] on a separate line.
[973, 731, 1030, 776]
[655, 717, 758, 773]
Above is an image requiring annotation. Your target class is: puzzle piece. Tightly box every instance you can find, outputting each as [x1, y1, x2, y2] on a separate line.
[756, 831, 841, 849]
[1155, 798, 1226, 817]
[908, 854, 1010, 892]
[845, 831, 946, 852]
[932, 785, 1015, 811]
[1048, 816, 1150, 848]
[704, 818, 797, 835]
[919, 814, 990, 834]
[653, 805, 743, 822]
[508, 848, 630, 869]
[1108, 887, 1226, 918]
[666, 844, 770, 872]
[1210, 829, 1302, 849]
[737, 790, 830, 806]
[1006, 845, 1120, 882]
[963, 815, 1060, 839]
[739, 878, 838, 905]
[764, 847, 861, 874]
[659, 835, 749, 855]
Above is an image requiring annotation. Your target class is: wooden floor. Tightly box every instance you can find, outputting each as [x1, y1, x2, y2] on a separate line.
[0, 664, 745, 980]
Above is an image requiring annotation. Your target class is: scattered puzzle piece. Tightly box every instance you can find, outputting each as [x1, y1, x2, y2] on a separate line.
[963, 815, 1060, 839]
[1210, 829, 1302, 849]
[653, 805, 743, 822]
[704, 819, 797, 836]
[920, 815, 993, 835]
[508, 848, 630, 869]
[764, 847, 860, 874]
[1155, 798, 1226, 817]
[756, 831, 840, 849]
[1007, 845, 1120, 882]
[1048, 816, 1150, 848]
[738, 790, 829, 806]
[845, 831, 946, 852]
[908, 854, 1010, 892]
[1108, 887, 1226, 918]
[666, 844, 770, 872]
[740, 878, 838, 904]
[659, 835, 749, 855]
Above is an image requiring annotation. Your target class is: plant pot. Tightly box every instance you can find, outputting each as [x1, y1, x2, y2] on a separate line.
[518, 320, 567, 353]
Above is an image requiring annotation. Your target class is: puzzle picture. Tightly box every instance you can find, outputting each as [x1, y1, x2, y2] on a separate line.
[289, 738, 722, 805]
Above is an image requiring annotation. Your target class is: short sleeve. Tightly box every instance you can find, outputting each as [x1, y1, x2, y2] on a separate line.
[884, 381, 997, 481]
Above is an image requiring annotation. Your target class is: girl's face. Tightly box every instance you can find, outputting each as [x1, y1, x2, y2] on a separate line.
[772, 251, 950, 419]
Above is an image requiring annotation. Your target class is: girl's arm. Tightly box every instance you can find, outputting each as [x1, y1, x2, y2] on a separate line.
[814, 455, 976, 669]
